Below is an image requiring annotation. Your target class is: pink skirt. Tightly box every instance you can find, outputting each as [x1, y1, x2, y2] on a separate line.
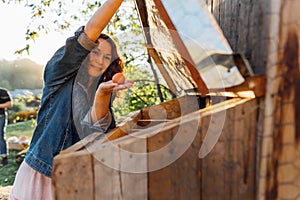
[9, 161, 52, 200]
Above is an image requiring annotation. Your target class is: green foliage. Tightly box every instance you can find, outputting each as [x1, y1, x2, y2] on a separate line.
[113, 80, 173, 120]
[9, 101, 26, 113]
[7, 95, 39, 124]
[112, 64, 174, 120]
[8, 110, 38, 124]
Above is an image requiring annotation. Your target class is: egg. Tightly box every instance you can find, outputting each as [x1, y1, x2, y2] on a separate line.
[112, 72, 125, 84]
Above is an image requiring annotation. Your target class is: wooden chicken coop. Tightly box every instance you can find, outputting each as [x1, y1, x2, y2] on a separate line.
[52, 0, 300, 199]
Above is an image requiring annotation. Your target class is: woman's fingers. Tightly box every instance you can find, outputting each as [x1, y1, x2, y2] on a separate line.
[114, 80, 134, 91]
[97, 80, 134, 96]
[96, 81, 117, 95]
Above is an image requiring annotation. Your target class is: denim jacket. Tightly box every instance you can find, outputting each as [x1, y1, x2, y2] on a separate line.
[25, 27, 115, 178]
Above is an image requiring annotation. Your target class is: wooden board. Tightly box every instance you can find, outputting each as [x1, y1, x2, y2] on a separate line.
[205, 0, 271, 75]
[52, 149, 94, 200]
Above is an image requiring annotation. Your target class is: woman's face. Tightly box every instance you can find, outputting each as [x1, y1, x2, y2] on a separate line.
[87, 38, 112, 77]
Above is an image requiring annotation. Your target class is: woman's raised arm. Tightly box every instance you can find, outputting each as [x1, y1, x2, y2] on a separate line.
[84, 0, 124, 42]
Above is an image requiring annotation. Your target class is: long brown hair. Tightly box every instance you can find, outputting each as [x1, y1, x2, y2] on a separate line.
[76, 33, 124, 102]
[98, 33, 123, 82]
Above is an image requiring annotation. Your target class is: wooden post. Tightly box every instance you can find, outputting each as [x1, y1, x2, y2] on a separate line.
[258, 1, 300, 199]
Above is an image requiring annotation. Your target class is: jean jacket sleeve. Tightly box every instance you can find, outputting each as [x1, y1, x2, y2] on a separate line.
[43, 26, 98, 87]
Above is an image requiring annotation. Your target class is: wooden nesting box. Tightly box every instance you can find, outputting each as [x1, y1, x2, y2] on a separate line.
[52, 95, 260, 200]
[52, 0, 267, 199]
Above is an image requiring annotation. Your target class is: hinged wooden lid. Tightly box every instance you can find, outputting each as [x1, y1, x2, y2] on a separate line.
[134, 0, 265, 97]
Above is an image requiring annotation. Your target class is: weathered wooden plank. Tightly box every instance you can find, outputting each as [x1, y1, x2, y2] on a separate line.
[212, 0, 221, 20]
[148, 125, 202, 199]
[91, 142, 121, 200]
[118, 138, 148, 200]
[52, 149, 94, 200]
[230, 98, 257, 199]
[207, 0, 271, 75]
[201, 98, 258, 199]
[200, 110, 227, 198]
[209, 75, 266, 98]
[59, 132, 105, 154]
[144, 101, 204, 199]
[92, 136, 148, 200]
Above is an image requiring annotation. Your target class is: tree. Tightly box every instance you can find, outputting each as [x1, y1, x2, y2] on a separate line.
[0, 59, 44, 90]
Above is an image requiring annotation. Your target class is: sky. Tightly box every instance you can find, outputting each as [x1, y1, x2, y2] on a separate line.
[0, 3, 74, 65]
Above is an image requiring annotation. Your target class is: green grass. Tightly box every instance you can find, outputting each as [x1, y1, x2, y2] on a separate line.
[6, 120, 36, 139]
[0, 121, 35, 187]
[0, 150, 21, 187]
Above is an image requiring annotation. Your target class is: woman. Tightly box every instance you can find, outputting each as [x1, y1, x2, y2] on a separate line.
[10, 0, 132, 199]
[73, 33, 126, 139]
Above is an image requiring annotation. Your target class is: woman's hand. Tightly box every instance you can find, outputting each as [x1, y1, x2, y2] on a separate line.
[91, 79, 133, 123]
[96, 80, 134, 97]
[114, 79, 134, 91]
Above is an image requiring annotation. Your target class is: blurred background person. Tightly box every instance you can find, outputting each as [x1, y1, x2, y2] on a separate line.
[0, 87, 12, 167]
